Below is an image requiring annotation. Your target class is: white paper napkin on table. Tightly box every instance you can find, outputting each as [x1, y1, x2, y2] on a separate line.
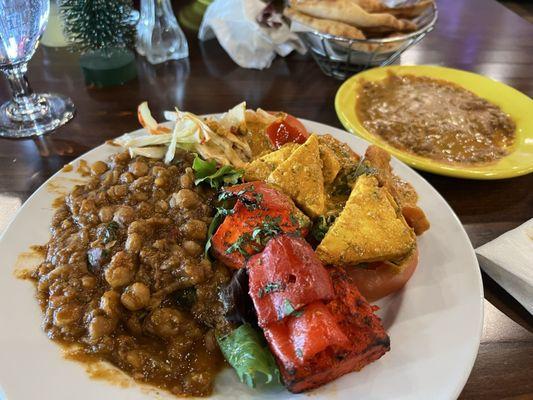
[198, 0, 306, 69]
[476, 219, 533, 314]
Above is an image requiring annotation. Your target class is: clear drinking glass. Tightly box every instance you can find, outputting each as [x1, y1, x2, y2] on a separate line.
[0, 0, 75, 138]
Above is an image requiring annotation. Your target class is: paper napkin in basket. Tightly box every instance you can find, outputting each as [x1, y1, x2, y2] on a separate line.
[476, 219, 533, 314]
[198, 0, 306, 69]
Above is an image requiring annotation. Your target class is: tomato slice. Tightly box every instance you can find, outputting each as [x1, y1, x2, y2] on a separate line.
[248, 235, 334, 326]
[266, 113, 309, 148]
[346, 248, 419, 302]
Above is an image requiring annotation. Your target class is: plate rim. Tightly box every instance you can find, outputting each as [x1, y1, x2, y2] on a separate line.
[0, 117, 484, 400]
[335, 64, 533, 180]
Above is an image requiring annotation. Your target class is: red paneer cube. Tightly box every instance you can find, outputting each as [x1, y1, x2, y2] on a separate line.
[211, 182, 308, 269]
[264, 267, 390, 393]
[247, 234, 335, 326]
[264, 301, 351, 366]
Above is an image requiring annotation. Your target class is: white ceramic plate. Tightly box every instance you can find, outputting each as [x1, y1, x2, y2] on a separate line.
[0, 119, 483, 400]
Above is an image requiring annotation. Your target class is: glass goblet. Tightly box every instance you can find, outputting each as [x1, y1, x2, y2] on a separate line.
[0, 0, 75, 138]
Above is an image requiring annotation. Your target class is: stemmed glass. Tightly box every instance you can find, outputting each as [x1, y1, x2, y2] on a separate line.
[0, 0, 75, 138]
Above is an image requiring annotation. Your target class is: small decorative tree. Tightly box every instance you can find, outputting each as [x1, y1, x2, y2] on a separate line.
[58, 0, 137, 86]
[59, 0, 135, 53]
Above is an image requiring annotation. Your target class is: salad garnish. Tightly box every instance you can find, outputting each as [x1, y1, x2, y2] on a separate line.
[216, 323, 280, 388]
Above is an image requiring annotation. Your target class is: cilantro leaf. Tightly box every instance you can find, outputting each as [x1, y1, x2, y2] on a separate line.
[225, 233, 255, 257]
[258, 281, 285, 298]
[278, 299, 303, 319]
[192, 155, 244, 189]
[217, 324, 280, 388]
[225, 216, 283, 258]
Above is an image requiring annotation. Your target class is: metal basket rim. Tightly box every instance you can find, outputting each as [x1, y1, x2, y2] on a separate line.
[292, 2, 438, 45]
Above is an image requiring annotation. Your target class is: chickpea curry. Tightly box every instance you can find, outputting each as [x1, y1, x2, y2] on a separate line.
[27, 102, 429, 397]
[356, 73, 516, 164]
[32, 151, 230, 396]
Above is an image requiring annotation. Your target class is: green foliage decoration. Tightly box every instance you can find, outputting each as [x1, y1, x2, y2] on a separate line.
[58, 0, 135, 54]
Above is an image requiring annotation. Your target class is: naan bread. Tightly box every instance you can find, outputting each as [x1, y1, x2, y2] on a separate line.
[283, 7, 366, 40]
[267, 134, 325, 218]
[354, 0, 434, 18]
[290, 0, 416, 31]
[316, 175, 415, 265]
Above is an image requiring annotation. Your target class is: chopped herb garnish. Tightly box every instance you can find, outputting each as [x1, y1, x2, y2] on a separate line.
[278, 299, 302, 319]
[295, 348, 303, 359]
[226, 216, 283, 259]
[289, 213, 298, 226]
[250, 216, 282, 244]
[310, 215, 336, 242]
[241, 191, 264, 211]
[226, 232, 256, 258]
[253, 192, 264, 204]
[257, 281, 285, 298]
[218, 185, 263, 210]
[218, 185, 256, 202]
[350, 159, 378, 181]
[102, 221, 119, 244]
[333, 159, 378, 195]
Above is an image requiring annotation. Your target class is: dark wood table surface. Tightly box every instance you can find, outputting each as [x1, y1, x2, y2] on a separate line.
[1, 0, 532, 398]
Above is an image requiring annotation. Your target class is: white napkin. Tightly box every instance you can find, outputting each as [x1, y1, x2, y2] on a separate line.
[476, 219, 533, 314]
[198, 0, 306, 69]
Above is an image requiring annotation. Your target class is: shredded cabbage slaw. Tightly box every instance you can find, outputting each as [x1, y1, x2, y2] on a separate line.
[114, 101, 253, 167]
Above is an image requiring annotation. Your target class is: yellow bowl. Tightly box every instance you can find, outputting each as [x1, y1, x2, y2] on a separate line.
[335, 65, 533, 179]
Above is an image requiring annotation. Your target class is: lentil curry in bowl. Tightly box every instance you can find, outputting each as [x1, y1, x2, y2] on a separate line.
[356, 72, 516, 165]
[23, 102, 430, 397]
[335, 65, 533, 180]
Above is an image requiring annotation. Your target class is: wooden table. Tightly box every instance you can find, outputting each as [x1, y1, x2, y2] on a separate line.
[0, 0, 531, 398]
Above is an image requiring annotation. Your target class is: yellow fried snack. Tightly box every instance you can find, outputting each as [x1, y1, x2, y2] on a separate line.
[243, 143, 299, 181]
[316, 175, 415, 264]
[319, 143, 341, 184]
[353, 0, 434, 18]
[267, 134, 325, 218]
[289, 0, 417, 32]
[283, 8, 366, 40]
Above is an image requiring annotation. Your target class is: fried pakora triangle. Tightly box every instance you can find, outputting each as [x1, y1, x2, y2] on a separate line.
[319, 143, 341, 184]
[283, 7, 366, 40]
[354, 0, 434, 19]
[364, 145, 430, 235]
[267, 134, 325, 218]
[289, 0, 417, 32]
[245, 142, 340, 185]
[316, 174, 415, 265]
[244, 143, 300, 182]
